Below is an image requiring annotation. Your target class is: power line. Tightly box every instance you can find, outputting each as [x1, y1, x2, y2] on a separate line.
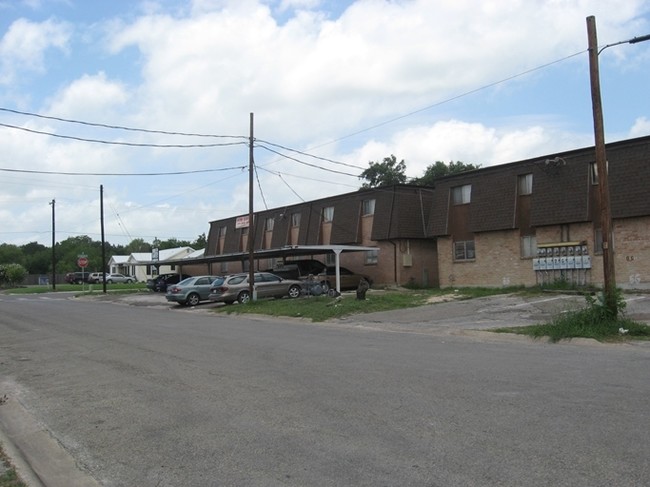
[0, 123, 249, 148]
[254, 139, 365, 170]
[0, 106, 248, 140]
[255, 143, 361, 177]
[0, 165, 246, 176]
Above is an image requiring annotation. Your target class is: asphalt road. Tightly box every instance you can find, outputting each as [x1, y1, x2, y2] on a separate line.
[0, 291, 649, 486]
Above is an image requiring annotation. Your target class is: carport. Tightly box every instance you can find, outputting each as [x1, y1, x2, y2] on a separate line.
[158, 244, 378, 295]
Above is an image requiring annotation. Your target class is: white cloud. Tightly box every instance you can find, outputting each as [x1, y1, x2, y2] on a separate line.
[630, 116, 650, 137]
[0, 17, 70, 83]
[2, 0, 649, 246]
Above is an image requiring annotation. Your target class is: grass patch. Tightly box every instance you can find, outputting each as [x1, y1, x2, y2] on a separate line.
[1, 283, 146, 295]
[213, 286, 526, 322]
[0, 445, 26, 487]
[493, 291, 650, 342]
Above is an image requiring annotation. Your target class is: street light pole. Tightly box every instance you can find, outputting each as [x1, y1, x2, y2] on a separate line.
[586, 15, 650, 316]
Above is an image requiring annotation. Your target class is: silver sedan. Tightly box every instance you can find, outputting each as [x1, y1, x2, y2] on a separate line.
[209, 272, 302, 304]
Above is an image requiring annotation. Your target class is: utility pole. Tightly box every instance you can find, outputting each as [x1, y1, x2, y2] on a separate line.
[100, 185, 106, 293]
[248, 112, 255, 300]
[587, 16, 616, 315]
[586, 16, 650, 316]
[50, 199, 56, 290]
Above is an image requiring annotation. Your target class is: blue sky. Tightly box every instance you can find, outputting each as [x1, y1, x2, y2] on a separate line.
[1, 0, 649, 247]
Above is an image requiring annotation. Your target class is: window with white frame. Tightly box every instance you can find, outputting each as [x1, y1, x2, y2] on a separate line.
[291, 213, 301, 227]
[454, 240, 475, 261]
[220, 261, 228, 273]
[219, 226, 227, 238]
[520, 235, 537, 258]
[518, 174, 533, 195]
[325, 253, 336, 265]
[362, 199, 376, 216]
[364, 249, 378, 265]
[265, 217, 274, 232]
[452, 184, 471, 205]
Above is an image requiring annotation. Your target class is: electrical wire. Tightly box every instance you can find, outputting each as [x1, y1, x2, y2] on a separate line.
[0, 165, 246, 176]
[0, 123, 249, 148]
[0, 107, 248, 140]
[255, 144, 361, 177]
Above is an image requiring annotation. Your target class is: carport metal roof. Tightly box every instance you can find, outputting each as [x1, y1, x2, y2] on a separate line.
[145, 245, 379, 294]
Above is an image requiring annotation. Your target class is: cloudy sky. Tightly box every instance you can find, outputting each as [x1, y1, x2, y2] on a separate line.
[1, 0, 649, 248]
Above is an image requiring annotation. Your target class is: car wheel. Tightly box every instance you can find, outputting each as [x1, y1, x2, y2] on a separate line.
[237, 290, 251, 304]
[319, 280, 330, 293]
[288, 285, 301, 299]
[106, 279, 113, 284]
[186, 293, 200, 306]
[126, 279, 133, 283]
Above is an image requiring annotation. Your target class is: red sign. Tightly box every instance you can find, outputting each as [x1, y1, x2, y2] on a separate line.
[77, 257, 89, 268]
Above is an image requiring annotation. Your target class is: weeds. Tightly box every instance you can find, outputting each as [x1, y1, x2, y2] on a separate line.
[494, 289, 650, 342]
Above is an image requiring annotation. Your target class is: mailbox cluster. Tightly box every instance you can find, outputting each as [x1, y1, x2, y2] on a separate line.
[533, 243, 591, 286]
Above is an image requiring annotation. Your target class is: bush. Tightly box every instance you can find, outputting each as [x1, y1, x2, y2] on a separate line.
[0, 263, 28, 288]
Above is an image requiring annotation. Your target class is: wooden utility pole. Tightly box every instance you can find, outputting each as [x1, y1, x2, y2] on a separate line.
[587, 15, 617, 315]
[50, 199, 56, 290]
[248, 112, 255, 300]
[100, 185, 107, 293]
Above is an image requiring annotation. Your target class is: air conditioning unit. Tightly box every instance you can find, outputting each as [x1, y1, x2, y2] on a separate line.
[402, 254, 413, 267]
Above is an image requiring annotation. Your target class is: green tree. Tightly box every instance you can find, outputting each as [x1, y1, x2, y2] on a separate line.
[125, 238, 151, 254]
[22, 241, 50, 274]
[159, 238, 191, 250]
[0, 263, 27, 287]
[0, 243, 24, 266]
[359, 155, 407, 189]
[192, 233, 207, 250]
[413, 160, 480, 186]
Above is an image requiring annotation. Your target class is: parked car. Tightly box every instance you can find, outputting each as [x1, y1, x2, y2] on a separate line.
[146, 273, 191, 292]
[208, 272, 303, 305]
[166, 275, 221, 306]
[64, 272, 92, 284]
[264, 259, 326, 281]
[315, 266, 372, 292]
[104, 273, 135, 284]
[87, 272, 108, 283]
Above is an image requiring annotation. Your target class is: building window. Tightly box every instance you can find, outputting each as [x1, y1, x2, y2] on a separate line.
[219, 226, 227, 238]
[590, 162, 599, 184]
[364, 249, 378, 265]
[452, 184, 471, 205]
[265, 217, 274, 232]
[454, 240, 475, 261]
[521, 236, 537, 258]
[594, 228, 603, 254]
[322, 206, 334, 222]
[220, 261, 228, 273]
[325, 253, 336, 265]
[362, 199, 376, 216]
[590, 161, 609, 185]
[561, 225, 570, 242]
[518, 174, 533, 195]
[291, 213, 301, 227]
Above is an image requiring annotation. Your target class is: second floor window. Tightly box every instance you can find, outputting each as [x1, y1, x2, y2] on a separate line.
[219, 226, 227, 238]
[291, 213, 301, 227]
[518, 174, 533, 195]
[265, 217, 274, 232]
[362, 199, 376, 216]
[322, 206, 334, 222]
[452, 184, 471, 205]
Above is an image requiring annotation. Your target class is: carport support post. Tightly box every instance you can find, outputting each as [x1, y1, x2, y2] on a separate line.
[334, 249, 342, 294]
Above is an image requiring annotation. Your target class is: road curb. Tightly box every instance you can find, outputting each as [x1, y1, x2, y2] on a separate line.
[0, 381, 101, 487]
